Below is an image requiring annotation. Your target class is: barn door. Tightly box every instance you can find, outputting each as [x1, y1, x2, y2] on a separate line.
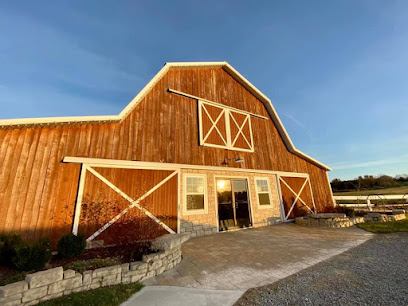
[229, 111, 254, 151]
[198, 100, 254, 152]
[278, 175, 315, 220]
[72, 166, 178, 246]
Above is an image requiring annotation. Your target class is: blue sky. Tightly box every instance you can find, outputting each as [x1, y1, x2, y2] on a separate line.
[1, 1, 407, 180]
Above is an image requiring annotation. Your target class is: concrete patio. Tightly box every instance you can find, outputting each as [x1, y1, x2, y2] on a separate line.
[142, 223, 373, 290]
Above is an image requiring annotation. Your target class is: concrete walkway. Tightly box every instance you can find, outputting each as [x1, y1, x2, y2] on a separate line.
[122, 286, 245, 306]
[124, 224, 373, 305]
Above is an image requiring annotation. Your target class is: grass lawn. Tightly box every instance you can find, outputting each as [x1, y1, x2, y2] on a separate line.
[334, 186, 408, 196]
[38, 282, 143, 306]
[357, 216, 408, 233]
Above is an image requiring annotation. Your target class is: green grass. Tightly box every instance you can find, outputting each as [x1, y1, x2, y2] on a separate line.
[357, 216, 408, 233]
[334, 186, 408, 196]
[38, 282, 143, 306]
[63, 257, 122, 273]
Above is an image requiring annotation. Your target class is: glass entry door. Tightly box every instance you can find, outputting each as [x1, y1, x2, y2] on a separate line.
[217, 179, 252, 231]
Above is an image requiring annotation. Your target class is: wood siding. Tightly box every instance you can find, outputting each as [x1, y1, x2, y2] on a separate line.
[0, 67, 333, 243]
[79, 168, 177, 245]
[279, 176, 314, 219]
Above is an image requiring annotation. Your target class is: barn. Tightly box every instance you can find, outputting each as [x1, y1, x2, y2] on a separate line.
[0, 62, 335, 247]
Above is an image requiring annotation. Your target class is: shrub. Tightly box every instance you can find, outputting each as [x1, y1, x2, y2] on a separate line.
[57, 233, 86, 259]
[0, 233, 23, 267]
[11, 239, 52, 271]
[344, 208, 356, 217]
[63, 257, 122, 273]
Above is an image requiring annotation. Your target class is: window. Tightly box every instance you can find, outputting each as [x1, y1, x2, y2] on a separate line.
[255, 177, 272, 207]
[198, 100, 254, 152]
[185, 175, 207, 213]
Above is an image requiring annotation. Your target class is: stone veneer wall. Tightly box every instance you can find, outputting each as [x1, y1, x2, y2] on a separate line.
[0, 234, 188, 306]
[179, 169, 282, 237]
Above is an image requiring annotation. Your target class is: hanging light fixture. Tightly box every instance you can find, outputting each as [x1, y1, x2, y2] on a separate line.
[235, 155, 244, 163]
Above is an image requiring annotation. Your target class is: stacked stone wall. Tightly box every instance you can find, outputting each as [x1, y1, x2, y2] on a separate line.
[0, 234, 188, 306]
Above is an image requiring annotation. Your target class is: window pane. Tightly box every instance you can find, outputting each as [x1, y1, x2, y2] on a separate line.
[187, 194, 205, 210]
[256, 179, 269, 192]
[186, 177, 204, 193]
[258, 193, 271, 205]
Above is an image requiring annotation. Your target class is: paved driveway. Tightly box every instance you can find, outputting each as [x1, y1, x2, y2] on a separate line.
[143, 223, 373, 290]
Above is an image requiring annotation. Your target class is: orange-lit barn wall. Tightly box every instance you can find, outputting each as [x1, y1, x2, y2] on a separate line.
[0, 67, 333, 243]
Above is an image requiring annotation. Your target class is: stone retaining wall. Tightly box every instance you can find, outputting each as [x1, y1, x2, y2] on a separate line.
[295, 215, 365, 228]
[296, 211, 406, 228]
[364, 213, 406, 222]
[0, 234, 189, 306]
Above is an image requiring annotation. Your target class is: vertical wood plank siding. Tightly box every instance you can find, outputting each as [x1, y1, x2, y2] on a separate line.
[79, 168, 177, 245]
[279, 177, 314, 219]
[0, 67, 333, 242]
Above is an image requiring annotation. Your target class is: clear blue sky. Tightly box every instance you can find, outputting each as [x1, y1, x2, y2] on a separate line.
[1, 1, 407, 180]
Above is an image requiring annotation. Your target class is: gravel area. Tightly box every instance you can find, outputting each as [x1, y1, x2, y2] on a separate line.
[235, 233, 408, 306]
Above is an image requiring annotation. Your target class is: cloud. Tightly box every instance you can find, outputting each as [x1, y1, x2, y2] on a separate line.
[332, 155, 408, 170]
[282, 113, 316, 142]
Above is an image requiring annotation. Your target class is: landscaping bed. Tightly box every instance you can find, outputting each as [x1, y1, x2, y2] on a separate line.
[0, 233, 188, 305]
[0, 241, 154, 286]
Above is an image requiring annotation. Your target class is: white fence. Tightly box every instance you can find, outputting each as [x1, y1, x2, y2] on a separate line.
[333, 194, 408, 210]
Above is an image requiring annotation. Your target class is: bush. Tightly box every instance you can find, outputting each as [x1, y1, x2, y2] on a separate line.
[344, 208, 356, 217]
[11, 239, 52, 271]
[0, 233, 23, 267]
[64, 257, 122, 273]
[57, 233, 86, 259]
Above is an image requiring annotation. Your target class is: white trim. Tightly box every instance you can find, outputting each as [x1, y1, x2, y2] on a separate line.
[275, 174, 286, 222]
[0, 61, 330, 171]
[214, 175, 254, 230]
[85, 167, 177, 241]
[308, 177, 317, 213]
[278, 176, 315, 221]
[63, 156, 311, 177]
[326, 172, 336, 207]
[281, 177, 310, 220]
[177, 169, 181, 233]
[198, 100, 254, 152]
[254, 177, 273, 209]
[201, 104, 227, 145]
[183, 173, 208, 216]
[169, 89, 268, 120]
[72, 164, 88, 235]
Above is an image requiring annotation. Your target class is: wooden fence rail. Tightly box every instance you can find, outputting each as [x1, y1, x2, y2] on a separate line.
[334, 194, 408, 210]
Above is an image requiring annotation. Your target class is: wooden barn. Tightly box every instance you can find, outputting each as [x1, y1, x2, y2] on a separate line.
[0, 62, 335, 247]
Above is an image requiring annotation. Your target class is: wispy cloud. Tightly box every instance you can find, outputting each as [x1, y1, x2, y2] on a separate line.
[332, 155, 408, 170]
[282, 113, 316, 142]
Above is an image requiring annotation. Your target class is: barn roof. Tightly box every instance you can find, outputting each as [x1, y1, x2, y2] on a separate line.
[0, 62, 331, 171]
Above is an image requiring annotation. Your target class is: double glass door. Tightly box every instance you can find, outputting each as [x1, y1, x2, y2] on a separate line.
[216, 179, 252, 231]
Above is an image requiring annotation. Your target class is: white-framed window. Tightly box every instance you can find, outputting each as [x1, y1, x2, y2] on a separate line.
[198, 100, 254, 152]
[254, 177, 273, 208]
[184, 174, 208, 215]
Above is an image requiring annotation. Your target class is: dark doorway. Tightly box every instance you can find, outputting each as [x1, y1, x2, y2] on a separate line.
[217, 179, 252, 231]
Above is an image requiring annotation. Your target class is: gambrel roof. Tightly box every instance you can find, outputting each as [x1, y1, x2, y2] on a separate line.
[0, 62, 331, 170]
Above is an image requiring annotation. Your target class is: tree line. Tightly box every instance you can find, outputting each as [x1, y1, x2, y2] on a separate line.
[331, 175, 408, 192]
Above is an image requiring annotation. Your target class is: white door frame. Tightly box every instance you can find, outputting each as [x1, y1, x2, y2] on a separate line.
[72, 163, 179, 241]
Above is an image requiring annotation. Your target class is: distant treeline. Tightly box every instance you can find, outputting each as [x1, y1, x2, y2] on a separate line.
[331, 175, 408, 192]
